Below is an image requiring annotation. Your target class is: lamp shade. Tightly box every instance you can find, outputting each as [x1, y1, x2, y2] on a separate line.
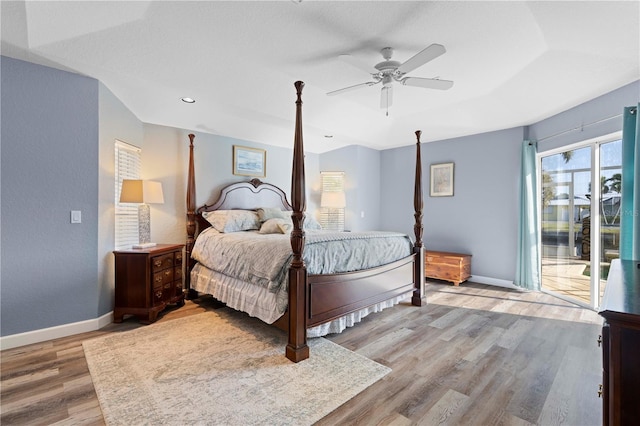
[321, 191, 346, 208]
[119, 180, 165, 204]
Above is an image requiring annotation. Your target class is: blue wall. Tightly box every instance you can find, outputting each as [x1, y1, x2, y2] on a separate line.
[376, 80, 638, 285]
[319, 145, 381, 231]
[1, 56, 100, 335]
[531, 81, 639, 153]
[98, 82, 145, 316]
[380, 127, 524, 282]
[142, 123, 321, 225]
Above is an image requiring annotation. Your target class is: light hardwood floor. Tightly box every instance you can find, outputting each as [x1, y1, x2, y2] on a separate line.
[1, 282, 604, 425]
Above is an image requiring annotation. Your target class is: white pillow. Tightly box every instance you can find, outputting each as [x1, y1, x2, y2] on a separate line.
[202, 210, 260, 233]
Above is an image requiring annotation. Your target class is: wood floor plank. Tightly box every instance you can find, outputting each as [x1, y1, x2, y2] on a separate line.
[417, 388, 469, 425]
[0, 282, 603, 425]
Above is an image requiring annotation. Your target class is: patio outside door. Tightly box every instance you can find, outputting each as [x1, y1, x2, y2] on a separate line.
[539, 139, 622, 308]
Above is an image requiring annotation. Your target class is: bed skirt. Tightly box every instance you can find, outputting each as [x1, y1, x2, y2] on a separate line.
[191, 263, 410, 337]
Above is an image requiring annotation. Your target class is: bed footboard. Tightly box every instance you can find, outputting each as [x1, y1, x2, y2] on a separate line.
[307, 255, 416, 327]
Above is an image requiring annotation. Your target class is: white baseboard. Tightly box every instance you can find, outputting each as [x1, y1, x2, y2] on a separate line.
[468, 275, 520, 290]
[0, 311, 113, 351]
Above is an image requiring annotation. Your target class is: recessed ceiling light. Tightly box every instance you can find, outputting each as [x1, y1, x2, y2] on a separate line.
[324, 135, 333, 138]
[181, 97, 195, 104]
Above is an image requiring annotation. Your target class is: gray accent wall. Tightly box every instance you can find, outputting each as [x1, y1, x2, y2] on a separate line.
[1, 56, 99, 335]
[380, 127, 524, 282]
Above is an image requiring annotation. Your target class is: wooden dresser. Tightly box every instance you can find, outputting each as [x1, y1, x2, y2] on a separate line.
[113, 244, 185, 324]
[425, 250, 472, 285]
[599, 259, 640, 426]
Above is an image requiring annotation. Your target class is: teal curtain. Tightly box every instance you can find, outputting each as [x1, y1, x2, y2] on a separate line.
[515, 140, 540, 290]
[620, 104, 640, 260]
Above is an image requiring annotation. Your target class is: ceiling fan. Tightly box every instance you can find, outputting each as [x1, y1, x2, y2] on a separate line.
[327, 44, 453, 113]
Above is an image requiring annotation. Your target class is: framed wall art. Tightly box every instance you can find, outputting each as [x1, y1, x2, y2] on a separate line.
[430, 162, 454, 197]
[233, 145, 266, 178]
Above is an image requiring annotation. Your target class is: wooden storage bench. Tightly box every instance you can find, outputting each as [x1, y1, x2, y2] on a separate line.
[425, 250, 472, 286]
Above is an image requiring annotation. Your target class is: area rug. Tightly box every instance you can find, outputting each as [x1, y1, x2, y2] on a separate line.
[83, 310, 390, 425]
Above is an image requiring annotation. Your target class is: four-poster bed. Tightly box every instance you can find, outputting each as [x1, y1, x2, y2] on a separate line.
[185, 81, 425, 362]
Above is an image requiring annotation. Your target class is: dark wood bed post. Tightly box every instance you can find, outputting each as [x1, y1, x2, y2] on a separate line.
[185, 133, 197, 299]
[286, 81, 310, 363]
[411, 130, 426, 306]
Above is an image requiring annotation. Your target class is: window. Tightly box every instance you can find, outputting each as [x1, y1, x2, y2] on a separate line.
[319, 171, 346, 231]
[115, 140, 141, 249]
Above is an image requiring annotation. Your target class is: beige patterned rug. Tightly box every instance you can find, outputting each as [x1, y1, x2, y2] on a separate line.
[83, 310, 390, 425]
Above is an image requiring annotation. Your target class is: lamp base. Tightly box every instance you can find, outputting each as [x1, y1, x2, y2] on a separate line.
[132, 242, 157, 249]
[138, 204, 152, 246]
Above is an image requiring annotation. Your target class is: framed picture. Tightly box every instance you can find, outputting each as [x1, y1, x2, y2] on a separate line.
[233, 145, 266, 177]
[430, 162, 454, 197]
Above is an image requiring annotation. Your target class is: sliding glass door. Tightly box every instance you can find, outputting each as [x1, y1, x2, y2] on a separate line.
[539, 138, 621, 308]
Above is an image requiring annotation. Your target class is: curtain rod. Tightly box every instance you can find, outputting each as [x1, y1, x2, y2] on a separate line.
[536, 111, 631, 143]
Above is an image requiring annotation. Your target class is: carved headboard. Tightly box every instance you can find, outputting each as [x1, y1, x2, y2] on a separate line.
[194, 178, 292, 235]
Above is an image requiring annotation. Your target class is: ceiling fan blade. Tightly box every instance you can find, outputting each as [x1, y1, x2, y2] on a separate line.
[338, 54, 378, 75]
[327, 81, 378, 96]
[397, 44, 446, 74]
[380, 85, 393, 109]
[401, 77, 454, 90]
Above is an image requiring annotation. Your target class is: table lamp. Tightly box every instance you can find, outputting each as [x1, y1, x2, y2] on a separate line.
[119, 179, 164, 248]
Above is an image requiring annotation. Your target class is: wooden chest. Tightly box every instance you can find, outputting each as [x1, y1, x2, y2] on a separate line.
[425, 250, 472, 286]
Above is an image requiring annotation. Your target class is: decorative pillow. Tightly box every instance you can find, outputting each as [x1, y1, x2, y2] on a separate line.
[258, 215, 321, 234]
[202, 210, 260, 233]
[256, 207, 290, 222]
[259, 218, 291, 234]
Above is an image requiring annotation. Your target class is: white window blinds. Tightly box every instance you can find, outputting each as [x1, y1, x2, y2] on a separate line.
[115, 140, 141, 249]
[320, 171, 345, 231]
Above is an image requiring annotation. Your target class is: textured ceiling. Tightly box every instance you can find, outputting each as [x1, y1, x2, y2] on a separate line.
[2, 1, 639, 153]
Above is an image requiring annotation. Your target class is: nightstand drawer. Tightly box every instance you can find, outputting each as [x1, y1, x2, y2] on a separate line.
[153, 269, 174, 287]
[152, 253, 174, 272]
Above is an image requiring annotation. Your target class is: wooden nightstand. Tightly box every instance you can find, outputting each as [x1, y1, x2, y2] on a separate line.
[113, 243, 185, 324]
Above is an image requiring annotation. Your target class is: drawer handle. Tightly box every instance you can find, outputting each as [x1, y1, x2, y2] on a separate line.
[598, 384, 603, 398]
[155, 291, 162, 299]
[165, 270, 171, 277]
[597, 335, 602, 347]
[154, 259, 162, 268]
[155, 276, 163, 283]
